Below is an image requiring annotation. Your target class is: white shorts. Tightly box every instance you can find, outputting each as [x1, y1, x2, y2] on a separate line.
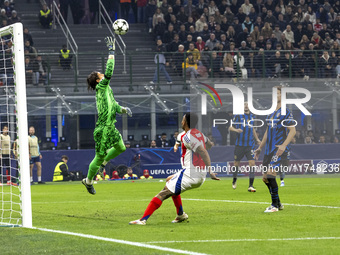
[166, 168, 206, 195]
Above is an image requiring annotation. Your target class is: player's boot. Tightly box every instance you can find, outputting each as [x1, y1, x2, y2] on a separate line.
[278, 204, 284, 210]
[232, 182, 237, 189]
[82, 178, 96, 195]
[98, 165, 105, 179]
[248, 186, 256, 192]
[280, 180, 285, 187]
[264, 205, 279, 213]
[129, 219, 146, 225]
[172, 212, 189, 223]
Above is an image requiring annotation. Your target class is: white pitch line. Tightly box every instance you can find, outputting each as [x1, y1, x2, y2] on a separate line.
[183, 198, 340, 209]
[146, 237, 340, 244]
[33, 227, 209, 255]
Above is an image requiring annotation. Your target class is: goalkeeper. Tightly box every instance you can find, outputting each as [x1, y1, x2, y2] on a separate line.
[82, 37, 132, 195]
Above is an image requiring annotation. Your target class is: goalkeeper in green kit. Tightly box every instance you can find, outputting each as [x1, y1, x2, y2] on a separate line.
[82, 37, 132, 195]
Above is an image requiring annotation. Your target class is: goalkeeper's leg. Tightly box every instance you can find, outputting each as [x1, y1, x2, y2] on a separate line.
[86, 154, 105, 184]
[98, 139, 126, 178]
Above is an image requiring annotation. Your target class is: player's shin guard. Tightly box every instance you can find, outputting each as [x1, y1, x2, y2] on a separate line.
[140, 197, 162, 221]
[87, 155, 105, 182]
[267, 176, 279, 208]
[104, 139, 126, 162]
[249, 166, 255, 187]
[280, 171, 285, 181]
[172, 195, 183, 215]
[232, 166, 239, 183]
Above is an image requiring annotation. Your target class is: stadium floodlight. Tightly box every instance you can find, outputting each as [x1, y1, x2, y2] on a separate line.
[0, 23, 32, 228]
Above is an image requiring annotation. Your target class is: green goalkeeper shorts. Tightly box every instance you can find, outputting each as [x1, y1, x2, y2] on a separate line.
[93, 125, 122, 156]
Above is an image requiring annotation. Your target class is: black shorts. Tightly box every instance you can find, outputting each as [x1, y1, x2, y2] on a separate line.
[263, 150, 289, 173]
[1, 154, 10, 168]
[234, 145, 254, 161]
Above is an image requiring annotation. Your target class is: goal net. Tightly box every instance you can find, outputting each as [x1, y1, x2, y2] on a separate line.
[0, 23, 32, 227]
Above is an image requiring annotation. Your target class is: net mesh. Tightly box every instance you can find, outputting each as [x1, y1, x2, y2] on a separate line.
[0, 27, 22, 226]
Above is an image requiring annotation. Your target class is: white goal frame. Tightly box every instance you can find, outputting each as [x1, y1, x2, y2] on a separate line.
[4, 23, 32, 228]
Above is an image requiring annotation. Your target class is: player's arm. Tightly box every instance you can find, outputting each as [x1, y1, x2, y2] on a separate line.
[228, 115, 243, 133]
[254, 127, 268, 160]
[205, 137, 214, 150]
[275, 126, 296, 156]
[196, 145, 220, 180]
[253, 128, 261, 144]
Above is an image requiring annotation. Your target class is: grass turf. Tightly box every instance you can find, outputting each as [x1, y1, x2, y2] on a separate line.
[0, 175, 339, 254]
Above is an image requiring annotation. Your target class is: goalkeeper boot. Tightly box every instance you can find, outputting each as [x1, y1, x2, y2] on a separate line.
[129, 219, 146, 225]
[172, 212, 189, 223]
[98, 165, 105, 179]
[82, 178, 96, 195]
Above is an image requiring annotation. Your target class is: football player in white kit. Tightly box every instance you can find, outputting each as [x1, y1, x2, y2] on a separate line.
[129, 113, 220, 225]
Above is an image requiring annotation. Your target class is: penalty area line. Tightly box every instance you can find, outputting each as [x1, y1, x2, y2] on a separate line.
[146, 236, 340, 244]
[33, 227, 209, 255]
[183, 198, 340, 209]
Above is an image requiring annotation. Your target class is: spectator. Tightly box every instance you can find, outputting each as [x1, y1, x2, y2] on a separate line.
[295, 130, 304, 144]
[168, 33, 181, 52]
[264, 10, 277, 27]
[184, 0, 196, 18]
[195, 14, 207, 32]
[313, 18, 322, 32]
[298, 34, 310, 48]
[224, 6, 235, 23]
[236, 7, 246, 23]
[150, 140, 157, 148]
[183, 34, 194, 50]
[197, 0, 208, 16]
[8, 10, 20, 24]
[293, 50, 309, 78]
[153, 16, 167, 39]
[169, 14, 181, 32]
[137, 0, 148, 23]
[140, 169, 153, 179]
[195, 36, 205, 52]
[295, 7, 305, 22]
[318, 135, 326, 144]
[156, 133, 169, 147]
[164, 6, 173, 25]
[23, 27, 34, 47]
[209, 51, 223, 78]
[242, 15, 253, 33]
[169, 131, 179, 147]
[316, 6, 328, 24]
[146, 0, 157, 33]
[183, 53, 198, 79]
[25, 57, 33, 84]
[206, 33, 219, 51]
[124, 141, 131, 148]
[244, 51, 256, 78]
[323, 33, 334, 50]
[332, 136, 339, 143]
[234, 51, 247, 79]
[171, 44, 185, 75]
[59, 44, 73, 70]
[222, 52, 235, 77]
[24, 40, 38, 59]
[319, 51, 333, 78]
[123, 167, 138, 179]
[39, 3, 52, 29]
[214, 24, 224, 41]
[53, 155, 76, 182]
[304, 6, 316, 24]
[163, 24, 175, 44]
[226, 25, 236, 42]
[304, 136, 314, 144]
[283, 25, 295, 43]
[232, 17, 243, 35]
[0, 9, 7, 25]
[289, 15, 300, 32]
[220, 15, 229, 32]
[311, 32, 323, 49]
[328, 8, 337, 24]
[110, 171, 121, 180]
[241, 0, 253, 15]
[178, 24, 188, 42]
[187, 42, 200, 63]
[32, 55, 51, 86]
[172, 0, 182, 15]
[3, 0, 13, 18]
[177, 6, 187, 23]
[261, 22, 273, 40]
[200, 45, 211, 68]
[208, 1, 218, 16]
[160, 0, 169, 15]
[239, 41, 250, 56]
[150, 39, 172, 85]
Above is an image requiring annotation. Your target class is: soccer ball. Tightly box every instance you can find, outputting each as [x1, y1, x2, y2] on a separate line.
[112, 19, 129, 35]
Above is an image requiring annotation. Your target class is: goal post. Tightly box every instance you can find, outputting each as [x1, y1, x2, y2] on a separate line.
[0, 23, 32, 228]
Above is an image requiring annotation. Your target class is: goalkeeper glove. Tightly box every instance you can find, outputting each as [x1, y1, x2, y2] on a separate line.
[105, 36, 115, 55]
[122, 107, 132, 117]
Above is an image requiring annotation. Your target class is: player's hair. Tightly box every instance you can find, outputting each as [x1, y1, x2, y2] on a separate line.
[184, 112, 198, 128]
[87, 71, 99, 91]
[61, 155, 69, 161]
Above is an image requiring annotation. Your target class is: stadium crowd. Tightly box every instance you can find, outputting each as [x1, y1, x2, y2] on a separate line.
[144, 0, 340, 79]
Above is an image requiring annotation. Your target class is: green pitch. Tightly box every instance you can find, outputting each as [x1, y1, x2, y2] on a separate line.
[1, 175, 340, 254]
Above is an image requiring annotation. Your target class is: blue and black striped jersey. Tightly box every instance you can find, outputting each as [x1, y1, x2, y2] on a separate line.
[265, 108, 294, 155]
[232, 113, 255, 147]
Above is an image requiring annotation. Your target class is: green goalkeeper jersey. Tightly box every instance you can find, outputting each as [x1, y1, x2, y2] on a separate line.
[95, 58, 122, 127]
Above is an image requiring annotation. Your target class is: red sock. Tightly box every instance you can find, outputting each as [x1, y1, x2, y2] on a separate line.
[172, 195, 183, 215]
[6, 170, 10, 182]
[140, 197, 162, 221]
